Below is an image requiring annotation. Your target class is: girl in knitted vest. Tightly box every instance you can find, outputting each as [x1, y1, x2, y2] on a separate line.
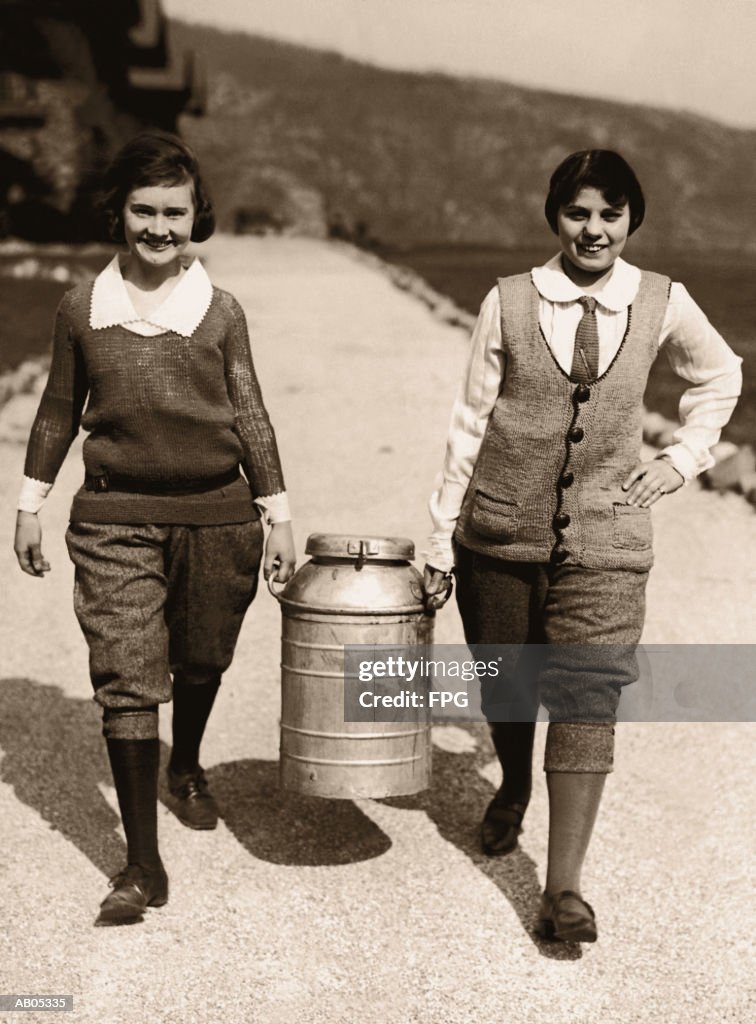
[424, 150, 741, 942]
[14, 132, 296, 925]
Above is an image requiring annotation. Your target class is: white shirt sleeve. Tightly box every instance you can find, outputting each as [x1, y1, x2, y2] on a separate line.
[18, 476, 53, 514]
[254, 491, 291, 524]
[427, 287, 504, 571]
[657, 283, 743, 479]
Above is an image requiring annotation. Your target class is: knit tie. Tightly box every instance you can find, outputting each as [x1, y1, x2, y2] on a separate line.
[570, 296, 599, 383]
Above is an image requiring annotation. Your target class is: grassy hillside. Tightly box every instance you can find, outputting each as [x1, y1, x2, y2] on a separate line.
[172, 23, 756, 254]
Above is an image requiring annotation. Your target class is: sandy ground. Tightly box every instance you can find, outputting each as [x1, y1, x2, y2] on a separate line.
[0, 236, 754, 1024]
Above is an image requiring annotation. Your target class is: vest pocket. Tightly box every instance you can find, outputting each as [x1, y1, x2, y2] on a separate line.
[470, 490, 520, 543]
[612, 503, 652, 550]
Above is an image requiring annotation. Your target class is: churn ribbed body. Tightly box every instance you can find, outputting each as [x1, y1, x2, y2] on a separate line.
[274, 534, 432, 799]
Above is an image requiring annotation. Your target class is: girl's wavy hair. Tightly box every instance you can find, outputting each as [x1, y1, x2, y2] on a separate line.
[544, 149, 645, 236]
[97, 130, 215, 243]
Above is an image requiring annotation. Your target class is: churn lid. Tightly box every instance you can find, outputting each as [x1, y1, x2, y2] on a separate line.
[305, 533, 415, 561]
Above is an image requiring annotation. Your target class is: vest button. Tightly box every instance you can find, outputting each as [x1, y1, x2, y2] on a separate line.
[551, 546, 569, 564]
[559, 471, 575, 488]
[575, 384, 591, 403]
[554, 512, 571, 529]
[568, 426, 584, 443]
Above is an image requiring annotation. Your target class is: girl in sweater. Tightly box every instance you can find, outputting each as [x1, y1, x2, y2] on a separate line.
[14, 131, 296, 925]
[424, 150, 741, 942]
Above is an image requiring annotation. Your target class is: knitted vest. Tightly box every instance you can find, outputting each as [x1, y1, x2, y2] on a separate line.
[454, 270, 670, 571]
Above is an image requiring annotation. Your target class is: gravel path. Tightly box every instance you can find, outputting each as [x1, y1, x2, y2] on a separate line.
[0, 236, 753, 1024]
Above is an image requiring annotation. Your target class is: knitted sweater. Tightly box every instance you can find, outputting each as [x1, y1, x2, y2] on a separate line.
[24, 281, 286, 525]
[454, 271, 670, 571]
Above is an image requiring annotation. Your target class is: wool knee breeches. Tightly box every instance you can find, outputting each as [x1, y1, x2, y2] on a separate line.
[454, 545, 649, 772]
[66, 520, 264, 739]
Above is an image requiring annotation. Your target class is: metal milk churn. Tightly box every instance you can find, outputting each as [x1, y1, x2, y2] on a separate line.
[269, 533, 433, 799]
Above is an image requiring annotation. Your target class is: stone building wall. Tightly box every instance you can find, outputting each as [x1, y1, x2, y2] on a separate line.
[0, 0, 203, 240]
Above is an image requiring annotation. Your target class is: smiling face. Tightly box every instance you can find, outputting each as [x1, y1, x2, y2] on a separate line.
[122, 180, 195, 273]
[557, 186, 631, 285]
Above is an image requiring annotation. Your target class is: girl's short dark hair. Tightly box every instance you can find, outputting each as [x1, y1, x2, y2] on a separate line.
[97, 130, 215, 243]
[544, 150, 645, 236]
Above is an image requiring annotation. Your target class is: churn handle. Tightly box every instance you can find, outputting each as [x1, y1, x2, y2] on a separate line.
[267, 575, 286, 601]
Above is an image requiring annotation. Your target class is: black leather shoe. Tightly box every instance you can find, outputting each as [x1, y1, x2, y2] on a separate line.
[481, 793, 527, 856]
[96, 863, 168, 925]
[167, 766, 219, 830]
[538, 890, 597, 943]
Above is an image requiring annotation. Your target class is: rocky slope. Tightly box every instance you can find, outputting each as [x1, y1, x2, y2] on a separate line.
[172, 23, 756, 253]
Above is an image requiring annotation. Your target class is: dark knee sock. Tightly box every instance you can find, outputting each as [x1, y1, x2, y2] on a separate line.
[490, 721, 536, 806]
[169, 674, 221, 775]
[105, 736, 161, 870]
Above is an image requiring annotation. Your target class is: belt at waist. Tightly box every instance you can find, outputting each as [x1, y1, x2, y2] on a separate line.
[84, 467, 242, 496]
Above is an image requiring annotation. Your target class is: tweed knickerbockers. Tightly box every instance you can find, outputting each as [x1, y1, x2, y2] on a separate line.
[454, 545, 649, 772]
[65, 519, 264, 739]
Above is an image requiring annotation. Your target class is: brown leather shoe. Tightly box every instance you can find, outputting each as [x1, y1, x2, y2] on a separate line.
[538, 890, 597, 942]
[481, 793, 527, 856]
[167, 766, 219, 830]
[96, 863, 168, 925]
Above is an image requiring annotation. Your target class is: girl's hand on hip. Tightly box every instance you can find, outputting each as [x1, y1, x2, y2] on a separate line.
[264, 521, 296, 582]
[622, 458, 684, 508]
[14, 511, 51, 577]
[423, 563, 454, 612]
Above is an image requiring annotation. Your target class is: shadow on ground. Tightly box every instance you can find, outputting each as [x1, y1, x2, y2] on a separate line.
[0, 678, 123, 875]
[1, 680, 580, 956]
[0, 679, 390, 876]
[384, 731, 583, 960]
[196, 761, 392, 866]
